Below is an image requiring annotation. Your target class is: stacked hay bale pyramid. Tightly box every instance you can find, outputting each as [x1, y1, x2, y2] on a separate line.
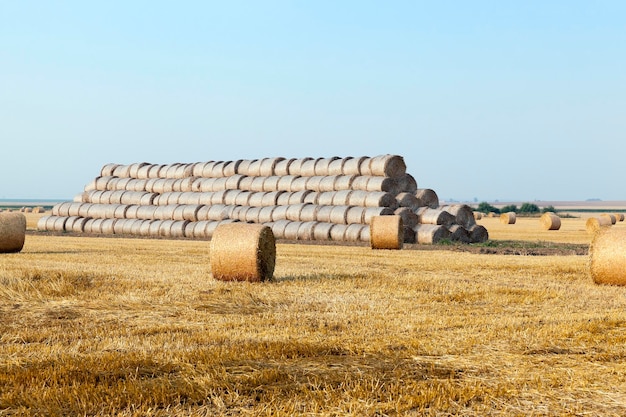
[38, 155, 488, 244]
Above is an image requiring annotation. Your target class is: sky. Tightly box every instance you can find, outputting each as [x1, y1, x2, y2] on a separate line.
[1, 1, 624, 202]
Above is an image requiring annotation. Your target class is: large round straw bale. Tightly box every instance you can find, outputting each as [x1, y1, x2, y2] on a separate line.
[316, 206, 334, 223]
[113, 218, 129, 234]
[129, 162, 150, 178]
[274, 158, 295, 176]
[370, 215, 403, 249]
[346, 206, 366, 224]
[257, 206, 275, 224]
[369, 155, 406, 178]
[52, 202, 72, 217]
[138, 220, 155, 236]
[303, 191, 318, 204]
[171, 205, 200, 221]
[113, 164, 132, 178]
[259, 157, 285, 176]
[290, 176, 309, 192]
[94, 176, 115, 191]
[235, 159, 255, 176]
[100, 219, 117, 234]
[346, 190, 368, 206]
[442, 205, 476, 229]
[249, 176, 266, 192]
[178, 192, 201, 205]
[287, 190, 313, 205]
[297, 221, 316, 240]
[192, 178, 214, 192]
[586, 216, 613, 234]
[270, 219, 290, 239]
[284, 221, 303, 240]
[261, 191, 284, 206]
[136, 164, 154, 179]
[394, 207, 418, 228]
[327, 158, 346, 176]
[244, 159, 262, 176]
[468, 225, 489, 243]
[540, 212, 561, 230]
[414, 224, 450, 244]
[590, 227, 626, 285]
[299, 204, 319, 222]
[363, 207, 395, 224]
[473, 212, 483, 220]
[402, 226, 416, 244]
[112, 177, 134, 191]
[344, 224, 366, 242]
[208, 190, 227, 205]
[351, 176, 369, 191]
[359, 157, 374, 176]
[316, 192, 335, 206]
[396, 192, 419, 209]
[73, 193, 87, 203]
[276, 192, 291, 206]
[414, 189, 439, 209]
[305, 176, 325, 192]
[342, 157, 367, 175]
[334, 175, 356, 190]
[365, 176, 397, 193]
[395, 173, 418, 194]
[332, 190, 353, 206]
[288, 158, 314, 176]
[601, 213, 617, 225]
[285, 204, 306, 221]
[500, 212, 517, 225]
[415, 207, 455, 226]
[205, 219, 238, 238]
[174, 164, 194, 178]
[125, 219, 141, 235]
[313, 157, 339, 176]
[271, 205, 289, 221]
[300, 158, 321, 177]
[448, 225, 471, 243]
[276, 175, 299, 192]
[310, 222, 330, 240]
[135, 205, 158, 219]
[0, 213, 26, 252]
[148, 164, 166, 178]
[100, 163, 121, 177]
[364, 192, 397, 208]
[262, 176, 281, 192]
[67, 216, 89, 233]
[246, 207, 264, 223]
[234, 191, 252, 206]
[174, 177, 195, 192]
[329, 224, 348, 241]
[158, 220, 188, 237]
[147, 220, 163, 236]
[224, 160, 241, 177]
[329, 206, 350, 224]
[195, 161, 216, 177]
[77, 203, 94, 218]
[248, 192, 268, 207]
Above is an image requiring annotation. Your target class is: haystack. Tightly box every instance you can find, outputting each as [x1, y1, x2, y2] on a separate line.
[0, 212, 26, 253]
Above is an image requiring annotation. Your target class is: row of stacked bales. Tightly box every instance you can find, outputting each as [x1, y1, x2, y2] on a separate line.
[38, 155, 488, 244]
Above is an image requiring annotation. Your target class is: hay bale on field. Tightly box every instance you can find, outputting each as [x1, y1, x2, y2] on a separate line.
[473, 212, 483, 220]
[540, 212, 561, 230]
[414, 189, 439, 208]
[500, 212, 516, 224]
[394, 207, 418, 228]
[414, 224, 450, 244]
[586, 216, 612, 234]
[441, 205, 476, 229]
[0, 213, 26, 253]
[370, 215, 403, 250]
[601, 213, 617, 225]
[414, 207, 455, 226]
[589, 227, 626, 285]
[402, 226, 416, 244]
[396, 192, 419, 209]
[614, 213, 625, 222]
[448, 224, 471, 243]
[313, 222, 333, 240]
[368, 154, 406, 178]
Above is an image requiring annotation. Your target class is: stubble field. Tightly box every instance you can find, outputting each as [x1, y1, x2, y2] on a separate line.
[1, 212, 626, 415]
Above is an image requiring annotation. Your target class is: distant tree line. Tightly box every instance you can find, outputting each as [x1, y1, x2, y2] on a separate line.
[475, 202, 556, 215]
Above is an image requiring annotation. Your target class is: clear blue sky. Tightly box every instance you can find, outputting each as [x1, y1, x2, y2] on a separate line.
[2, 1, 624, 202]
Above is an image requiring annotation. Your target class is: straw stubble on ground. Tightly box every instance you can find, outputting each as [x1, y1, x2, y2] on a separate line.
[1, 219, 626, 415]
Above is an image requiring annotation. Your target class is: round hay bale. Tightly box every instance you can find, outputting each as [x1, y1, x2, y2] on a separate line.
[365, 176, 397, 193]
[245, 207, 263, 223]
[346, 190, 368, 206]
[135, 205, 158, 219]
[334, 175, 355, 190]
[271, 205, 289, 222]
[364, 192, 397, 209]
[403, 226, 416, 244]
[616, 213, 625, 222]
[316, 192, 335, 206]
[344, 224, 365, 242]
[332, 190, 353, 206]
[224, 160, 242, 177]
[359, 157, 374, 176]
[414, 207, 452, 226]
[313, 222, 333, 240]
[270, 219, 290, 239]
[112, 164, 132, 178]
[500, 212, 517, 225]
[138, 220, 155, 236]
[395, 173, 418, 194]
[313, 157, 339, 176]
[197, 161, 218, 177]
[290, 176, 309, 192]
[174, 177, 195, 193]
[136, 164, 154, 179]
[192, 178, 216, 192]
[288, 157, 314, 176]
[192, 162, 210, 177]
[590, 227, 626, 285]
[234, 191, 253, 206]
[351, 176, 370, 191]
[0, 213, 26, 252]
[370, 215, 403, 250]
[245, 159, 263, 177]
[100, 219, 117, 234]
[178, 192, 202, 205]
[343, 157, 367, 175]
[112, 218, 129, 234]
[262, 191, 284, 206]
[262, 176, 281, 192]
[172, 205, 201, 221]
[209, 190, 229, 205]
[586, 216, 613, 234]
[128, 162, 150, 178]
[258, 206, 275, 224]
[346, 206, 366, 224]
[305, 176, 325, 192]
[94, 176, 115, 191]
[148, 164, 166, 178]
[248, 192, 268, 207]
[286, 204, 306, 221]
[205, 219, 238, 238]
[415, 189, 439, 209]
[300, 158, 321, 177]
[329, 206, 350, 224]
[198, 204, 228, 221]
[396, 192, 419, 209]
[414, 224, 450, 244]
[473, 212, 483, 220]
[276, 175, 300, 192]
[52, 202, 72, 217]
[369, 155, 406, 178]
[303, 191, 319, 204]
[299, 204, 319, 222]
[316, 206, 334, 223]
[100, 163, 120, 177]
[287, 190, 313, 205]
[442, 205, 476, 229]
[601, 213, 617, 225]
[274, 158, 295, 176]
[163, 220, 189, 237]
[235, 159, 256, 176]
[67, 216, 89, 233]
[327, 158, 346, 176]
[276, 192, 291, 206]
[329, 224, 348, 241]
[249, 176, 266, 192]
[448, 225, 471, 243]
[283, 221, 303, 240]
[394, 207, 418, 228]
[363, 207, 395, 224]
[468, 225, 489, 243]
[259, 157, 285, 176]
[296, 221, 316, 240]
[540, 212, 561, 231]
[126, 219, 141, 235]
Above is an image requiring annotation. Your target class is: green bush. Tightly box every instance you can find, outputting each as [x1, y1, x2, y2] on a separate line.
[520, 203, 540, 213]
[500, 204, 518, 213]
[476, 202, 500, 214]
[542, 205, 557, 213]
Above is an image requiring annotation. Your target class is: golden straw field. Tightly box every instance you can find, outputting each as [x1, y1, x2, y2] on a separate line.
[2, 212, 626, 415]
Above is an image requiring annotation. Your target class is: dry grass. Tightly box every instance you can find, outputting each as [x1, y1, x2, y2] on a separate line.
[1, 216, 626, 415]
